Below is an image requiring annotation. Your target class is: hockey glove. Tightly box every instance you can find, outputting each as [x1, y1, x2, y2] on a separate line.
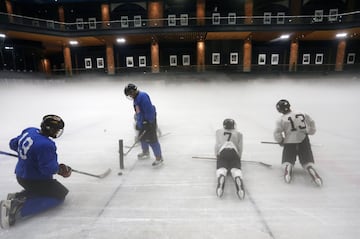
[279, 139, 284, 147]
[58, 163, 72, 178]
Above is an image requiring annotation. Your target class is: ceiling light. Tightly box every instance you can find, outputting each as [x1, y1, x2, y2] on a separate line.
[336, 33, 347, 38]
[69, 40, 78, 45]
[0, 33, 5, 38]
[117, 38, 126, 43]
[280, 34, 290, 39]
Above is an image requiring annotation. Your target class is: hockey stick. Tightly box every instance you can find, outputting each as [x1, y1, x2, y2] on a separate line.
[260, 141, 279, 145]
[124, 132, 171, 148]
[72, 168, 111, 179]
[191, 156, 272, 168]
[261, 141, 322, 147]
[0, 150, 111, 179]
[124, 130, 146, 156]
[0, 150, 18, 157]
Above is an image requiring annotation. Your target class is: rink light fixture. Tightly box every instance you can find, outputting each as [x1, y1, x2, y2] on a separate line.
[5, 46, 13, 50]
[336, 33, 347, 38]
[0, 33, 5, 38]
[69, 40, 78, 45]
[280, 34, 290, 39]
[117, 38, 126, 43]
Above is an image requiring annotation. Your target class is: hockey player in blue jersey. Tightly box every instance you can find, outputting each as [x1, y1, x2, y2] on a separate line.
[0, 115, 72, 229]
[124, 83, 163, 166]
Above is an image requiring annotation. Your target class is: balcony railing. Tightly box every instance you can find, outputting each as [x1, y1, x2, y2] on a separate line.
[1, 11, 359, 33]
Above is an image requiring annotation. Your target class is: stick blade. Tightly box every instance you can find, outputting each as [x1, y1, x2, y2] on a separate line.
[259, 162, 272, 168]
[72, 168, 112, 179]
[260, 141, 279, 144]
[98, 168, 112, 178]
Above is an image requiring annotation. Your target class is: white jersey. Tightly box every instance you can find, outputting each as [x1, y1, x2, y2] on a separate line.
[274, 110, 316, 144]
[215, 128, 243, 157]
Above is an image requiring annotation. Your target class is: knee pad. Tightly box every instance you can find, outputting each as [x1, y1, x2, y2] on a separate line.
[216, 167, 227, 178]
[302, 162, 315, 170]
[230, 168, 243, 179]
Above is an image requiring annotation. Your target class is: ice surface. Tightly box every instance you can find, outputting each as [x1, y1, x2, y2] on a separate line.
[1, 73, 360, 239]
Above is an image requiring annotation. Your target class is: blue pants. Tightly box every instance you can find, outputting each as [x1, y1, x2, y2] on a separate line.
[138, 122, 162, 158]
[16, 177, 68, 217]
[141, 141, 162, 158]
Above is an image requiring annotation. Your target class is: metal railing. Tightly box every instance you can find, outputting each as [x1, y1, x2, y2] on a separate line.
[1, 11, 359, 33]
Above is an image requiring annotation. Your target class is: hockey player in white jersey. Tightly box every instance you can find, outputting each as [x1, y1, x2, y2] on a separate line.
[215, 119, 245, 199]
[274, 99, 322, 186]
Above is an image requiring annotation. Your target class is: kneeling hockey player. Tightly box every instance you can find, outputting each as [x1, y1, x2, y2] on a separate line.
[274, 99, 322, 186]
[0, 115, 72, 229]
[215, 119, 245, 199]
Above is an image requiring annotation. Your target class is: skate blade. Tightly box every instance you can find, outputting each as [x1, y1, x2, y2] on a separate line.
[216, 188, 224, 197]
[284, 175, 292, 183]
[0, 200, 10, 229]
[237, 190, 245, 200]
[314, 178, 323, 187]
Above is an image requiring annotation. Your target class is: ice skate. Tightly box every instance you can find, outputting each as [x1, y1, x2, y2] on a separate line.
[152, 158, 163, 167]
[0, 199, 23, 229]
[234, 177, 245, 199]
[0, 200, 10, 229]
[137, 151, 150, 160]
[216, 175, 225, 197]
[6, 193, 16, 201]
[284, 164, 293, 184]
[7, 191, 27, 201]
[7, 190, 26, 201]
[307, 166, 323, 187]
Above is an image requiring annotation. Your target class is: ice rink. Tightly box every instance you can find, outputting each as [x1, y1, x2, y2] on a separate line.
[0, 72, 359, 239]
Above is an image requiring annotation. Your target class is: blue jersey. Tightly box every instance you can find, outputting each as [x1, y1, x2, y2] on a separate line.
[9, 127, 59, 180]
[133, 91, 156, 129]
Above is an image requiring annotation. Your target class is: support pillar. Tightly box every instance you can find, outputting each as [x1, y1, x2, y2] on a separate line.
[335, 40, 346, 72]
[148, 1, 163, 27]
[346, 0, 355, 21]
[290, 0, 302, 23]
[244, 0, 253, 24]
[58, 6, 65, 30]
[197, 41, 205, 72]
[151, 40, 160, 73]
[101, 4, 110, 28]
[63, 46, 72, 76]
[196, 0, 205, 25]
[5, 0, 13, 23]
[106, 42, 115, 75]
[290, 0, 302, 16]
[40, 58, 51, 75]
[289, 40, 298, 72]
[243, 39, 252, 72]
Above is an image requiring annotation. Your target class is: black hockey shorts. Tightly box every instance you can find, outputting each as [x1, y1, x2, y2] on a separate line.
[217, 148, 241, 170]
[282, 135, 314, 166]
[17, 177, 69, 200]
[139, 121, 158, 143]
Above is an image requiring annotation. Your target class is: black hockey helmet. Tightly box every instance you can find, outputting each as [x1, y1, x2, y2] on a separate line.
[40, 114, 65, 138]
[223, 118, 235, 130]
[124, 83, 137, 96]
[276, 99, 291, 114]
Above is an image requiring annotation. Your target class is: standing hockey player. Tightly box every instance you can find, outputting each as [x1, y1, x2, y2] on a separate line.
[124, 83, 163, 166]
[215, 119, 245, 199]
[0, 115, 72, 229]
[274, 99, 322, 186]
